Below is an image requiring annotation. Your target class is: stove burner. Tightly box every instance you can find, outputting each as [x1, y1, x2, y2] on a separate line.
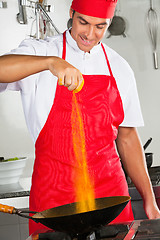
[38, 223, 131, 240]
[31, 219, 160, 240]
[39, 232, 71, 240]
[134, 219, 160, 239]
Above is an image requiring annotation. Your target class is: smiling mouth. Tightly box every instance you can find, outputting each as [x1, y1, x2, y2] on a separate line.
[80, 36, 93, 46]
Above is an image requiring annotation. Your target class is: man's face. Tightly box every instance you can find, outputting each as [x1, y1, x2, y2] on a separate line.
[70, 9, 110, 52]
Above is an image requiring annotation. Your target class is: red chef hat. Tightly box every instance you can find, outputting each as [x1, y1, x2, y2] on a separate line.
[71, 0, 118, 19]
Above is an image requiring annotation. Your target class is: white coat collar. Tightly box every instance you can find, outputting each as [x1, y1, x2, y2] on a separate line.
[65, 29, 102, 55]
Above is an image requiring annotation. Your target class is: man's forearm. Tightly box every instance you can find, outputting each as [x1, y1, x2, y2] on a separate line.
[0, 54, 52, 83]
[0, 54, 84, 92]
[116, 126, 160, 218]
[116, 127, 155, 203]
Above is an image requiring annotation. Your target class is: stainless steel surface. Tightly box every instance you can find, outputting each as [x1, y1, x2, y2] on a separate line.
[124, 221, 140, 240]
[17, 0, 27, 24]
[0, 177, 31, 208]
[35, 2, 60, 39]
[0, 1, 7, 8]
[16, 1, 60, 39]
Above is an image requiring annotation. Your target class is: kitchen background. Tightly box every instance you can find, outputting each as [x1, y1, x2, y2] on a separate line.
[0, 0, 160, 179]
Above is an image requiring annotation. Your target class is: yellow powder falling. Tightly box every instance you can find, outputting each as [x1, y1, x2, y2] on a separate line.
[71, 92, 96, 213]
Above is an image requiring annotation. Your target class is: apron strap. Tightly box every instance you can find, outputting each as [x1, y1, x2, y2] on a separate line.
[62, 31, 66, 60]
[101, 43, 113, 77]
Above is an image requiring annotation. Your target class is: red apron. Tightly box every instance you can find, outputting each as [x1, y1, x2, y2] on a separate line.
[29, 32, 134, 234]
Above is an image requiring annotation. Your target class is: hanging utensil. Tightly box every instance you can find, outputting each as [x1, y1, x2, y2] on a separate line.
[107, 0, 126, 38]
[17, 0, 27, 24]
[107, 15, 126, 38]
[147, 0, 158, 69]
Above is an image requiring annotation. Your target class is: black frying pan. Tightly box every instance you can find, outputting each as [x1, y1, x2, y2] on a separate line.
[0, 196, 130, 238]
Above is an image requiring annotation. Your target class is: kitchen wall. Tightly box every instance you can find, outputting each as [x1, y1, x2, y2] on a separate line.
[0, 0, 160, 177]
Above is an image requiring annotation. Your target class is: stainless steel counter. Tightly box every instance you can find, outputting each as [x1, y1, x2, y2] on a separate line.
[0, 177, 31, 208]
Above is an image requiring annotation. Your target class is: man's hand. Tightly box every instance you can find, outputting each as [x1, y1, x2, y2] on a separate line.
[144, 197, 160, 219]
[48, 57, 84, 92]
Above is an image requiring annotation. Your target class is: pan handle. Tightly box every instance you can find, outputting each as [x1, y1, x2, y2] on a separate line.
[143, 137, 152, 150]
[0, 203, 37, 220]
[0, 203, 16, 214]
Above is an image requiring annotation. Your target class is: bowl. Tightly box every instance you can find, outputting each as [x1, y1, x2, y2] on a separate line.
[0, 157, 27, 185]
[145, 152, 153, 169]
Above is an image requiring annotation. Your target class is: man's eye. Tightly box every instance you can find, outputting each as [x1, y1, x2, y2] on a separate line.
[79, 21, 87, 25]
[97, 25, 105, 29]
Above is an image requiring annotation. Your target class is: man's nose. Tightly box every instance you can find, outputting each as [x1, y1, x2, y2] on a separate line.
[86, 25, 94, 38]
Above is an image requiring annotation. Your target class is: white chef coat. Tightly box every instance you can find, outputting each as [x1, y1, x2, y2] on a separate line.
[0, 29, 144, 143]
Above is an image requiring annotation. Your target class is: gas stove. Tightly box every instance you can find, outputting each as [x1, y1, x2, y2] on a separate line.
[26, 219, 160, 240]
[26, 167, 160, 240]
[127, 166, 160, 187]
[148, 166, 160, 186]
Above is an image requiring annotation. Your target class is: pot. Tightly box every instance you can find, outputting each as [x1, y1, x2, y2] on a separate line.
[0, 196, 130, 237]
[145, 152, 153, 169]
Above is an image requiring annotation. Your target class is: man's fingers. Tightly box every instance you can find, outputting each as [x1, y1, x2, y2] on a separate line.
[58, 70, 84, 93]
[74, 74, 84, 93]
[64, 75, 72, 87]
[67, 76, 78, 91]
[58, 77, 64, 86]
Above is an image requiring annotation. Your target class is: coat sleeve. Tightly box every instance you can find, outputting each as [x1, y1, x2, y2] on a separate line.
[120, 78, 144, 127]
[0, 38, 47, 93]
[106, 45, 144, 128]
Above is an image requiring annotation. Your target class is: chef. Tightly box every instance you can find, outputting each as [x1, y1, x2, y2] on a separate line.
[0, 0, 160, 235]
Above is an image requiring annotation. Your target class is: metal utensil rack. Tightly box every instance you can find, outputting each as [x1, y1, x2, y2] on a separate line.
[17, 0, 60, 39]
[35, 2, 60, 39]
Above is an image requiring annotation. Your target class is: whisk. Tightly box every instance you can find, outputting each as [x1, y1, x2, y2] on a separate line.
[147, 0, 158, 69]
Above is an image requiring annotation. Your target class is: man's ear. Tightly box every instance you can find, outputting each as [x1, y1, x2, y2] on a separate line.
[69, 8, 74, 19]
[109, 18, 113, 26]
